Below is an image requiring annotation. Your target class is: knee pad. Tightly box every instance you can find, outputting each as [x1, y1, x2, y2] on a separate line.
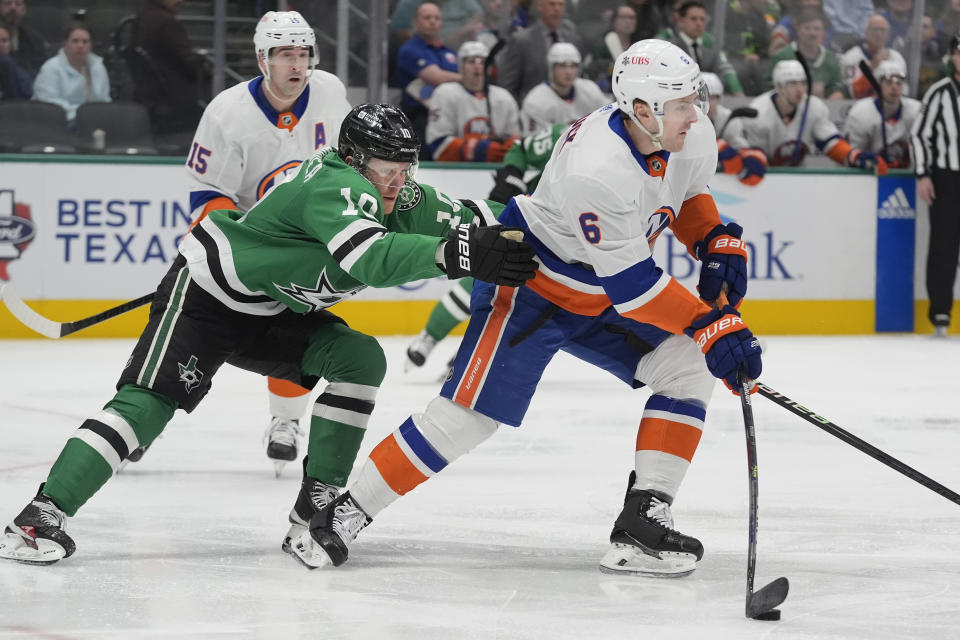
[636, 335, 715, 408]
[414, 396, 499, 462]
[303, 329, 387, 388]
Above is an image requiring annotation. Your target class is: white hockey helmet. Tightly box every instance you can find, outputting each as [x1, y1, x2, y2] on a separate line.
[254, 11, 317, 68]
[547, 42, 581, 67]
[458, 40, 489, 66]
[772, 59, 806, 88]
[701, 71, 723, 97]
[874, 58, 907, 82]
[611, 39, 705, 149]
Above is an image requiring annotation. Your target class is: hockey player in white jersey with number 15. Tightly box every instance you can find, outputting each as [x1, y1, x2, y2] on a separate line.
[289, 40, 764, 578]
[166, 11, 351, 476]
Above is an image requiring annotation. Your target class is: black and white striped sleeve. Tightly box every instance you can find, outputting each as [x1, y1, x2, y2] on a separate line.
[911, 78, 960, 177]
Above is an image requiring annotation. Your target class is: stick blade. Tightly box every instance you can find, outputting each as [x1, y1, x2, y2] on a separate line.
[0, 284, 63, 338]
[747, 576, 790, 618]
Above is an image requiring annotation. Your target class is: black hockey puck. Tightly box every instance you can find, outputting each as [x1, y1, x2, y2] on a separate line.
[752, 610, 781, 621]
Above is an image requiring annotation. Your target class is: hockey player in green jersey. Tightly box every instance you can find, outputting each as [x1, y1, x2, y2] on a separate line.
[0, 103, 537, 565]
[405, 122, 566, 373]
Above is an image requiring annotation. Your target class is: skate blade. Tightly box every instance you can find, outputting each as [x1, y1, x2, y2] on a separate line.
[272, 460, 289, 478]
[0, 534, 66, 565]
[598, 543, 697, 578]
[281, 522, 306, 554]
[287, 531, 334, 570]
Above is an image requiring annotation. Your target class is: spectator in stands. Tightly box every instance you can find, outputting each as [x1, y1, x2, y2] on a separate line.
[768, 8, 846, 99]
[823, 0, 874, 52]
[878, 0, 912, 54]
[426, 40, 521, 161]
[624, 0, 666, 41]
[391, 0, 486, 51]
[134, 0, 204, 137]
[475, 0, 526, 52]
[584, 3, 637, 95]
[32, 24, 110, 126]
[843, 58, 921, 169]
[669, 1, 745, 96]
[520, 41, 606, 134]
[393, 2, 461, 160]
[0, 0, 48, 77]
[840, 14, 905, 99]
[918, 13, 946, 96]
[496, 0, 583, 102]
[0, 24, 31, 99]
[769, 0, 830, 56]
[937, 1, 960, 51]
[724, 0, 774, 96]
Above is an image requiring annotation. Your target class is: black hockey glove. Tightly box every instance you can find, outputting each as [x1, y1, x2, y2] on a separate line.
[488, 165, 527, 204]
[441, 224, 538, 287]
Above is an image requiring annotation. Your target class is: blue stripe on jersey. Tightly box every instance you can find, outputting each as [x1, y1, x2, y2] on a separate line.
[607, 110, 670, 174]
[427, 136, 448, 155]
[598, 258, 664, 305]
[816, 133, 841, 152]
[646, 395, 707, 421]
[398, 417, 448, 473]
[498, 201, 602, 286]
[248, 76, 311, 126]
[190, 190, 228, 211]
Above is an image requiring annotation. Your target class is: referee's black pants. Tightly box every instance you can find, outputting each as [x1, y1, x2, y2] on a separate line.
[926, 168, 960, 326]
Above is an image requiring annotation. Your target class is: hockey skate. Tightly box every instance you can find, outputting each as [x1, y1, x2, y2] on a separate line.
[281, 458, 340, 554]
[287, 491, 370, 569]
[265, 416, 302, 477]
[599, 472, 703, 578]
[0, 484, 76, 565]
[404, 330, 437, 372]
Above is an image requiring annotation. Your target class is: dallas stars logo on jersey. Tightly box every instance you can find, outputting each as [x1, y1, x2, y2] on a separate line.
[275, 268, 362, 311]
[178, 355, 204, 393]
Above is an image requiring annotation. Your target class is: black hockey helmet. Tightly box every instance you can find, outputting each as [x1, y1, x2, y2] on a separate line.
[338, 103, 419, 176]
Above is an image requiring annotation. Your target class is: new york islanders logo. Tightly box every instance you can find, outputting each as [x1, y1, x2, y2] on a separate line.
[0, 190, 36, 282]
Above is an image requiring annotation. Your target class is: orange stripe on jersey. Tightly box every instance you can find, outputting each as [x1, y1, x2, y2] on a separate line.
[670, 193, 722, 257]
[526, 270, 611, 316]
[257, 161, 302, 200]
[454, 286, 516, 408]
[636, 417, 703, 462]
[621, 278, 711, 335]
[369, 434, 428, 495]
[267, 377, 310, 398]
[189, 196, 236, 230]
[434, 137, 466, 161]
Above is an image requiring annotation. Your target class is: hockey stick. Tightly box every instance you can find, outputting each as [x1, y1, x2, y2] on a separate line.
[739, 374, 790, 620]
[790, 50, 813, 167]
[717, 106, 758, 140]
[857, 59, 889, 162]
[0, 284, 153, 339]
[757, 383, 960, 507]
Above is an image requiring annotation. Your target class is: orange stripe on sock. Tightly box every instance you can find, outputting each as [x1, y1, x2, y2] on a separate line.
[369, 434, 428, 495]
[267, 377, 311, 398]
[454, 286, 515, 408]
[635, 418, 703, 462]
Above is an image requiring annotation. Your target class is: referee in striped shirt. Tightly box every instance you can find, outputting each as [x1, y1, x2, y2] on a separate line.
[912, 32, 960, 337]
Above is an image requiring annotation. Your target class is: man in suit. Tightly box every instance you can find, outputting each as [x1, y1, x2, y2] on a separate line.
[495, 0, 583, 102]
[669, 1, 744, 96]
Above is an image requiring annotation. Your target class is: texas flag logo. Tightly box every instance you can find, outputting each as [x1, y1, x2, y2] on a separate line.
[0, 189, 36, 281]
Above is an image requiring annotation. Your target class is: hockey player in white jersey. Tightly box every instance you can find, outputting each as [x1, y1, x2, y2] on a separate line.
[288, 40, 764, 578]
[744, 59, 888, 174]
[843, 59, 920, 169]
[702, 72, 766, 186]
[179, 10, 351, 475]
[520, 42, 608, 135]
[426, 40, 522, 162]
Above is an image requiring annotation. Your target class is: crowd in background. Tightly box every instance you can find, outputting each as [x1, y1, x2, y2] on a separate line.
[0, 0, 958, 162]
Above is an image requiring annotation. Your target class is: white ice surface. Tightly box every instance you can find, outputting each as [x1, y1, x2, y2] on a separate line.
[1, 335, 959, 639]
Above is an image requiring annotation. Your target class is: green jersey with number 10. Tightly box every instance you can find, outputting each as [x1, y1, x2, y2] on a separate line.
[179, 147, 502, 316]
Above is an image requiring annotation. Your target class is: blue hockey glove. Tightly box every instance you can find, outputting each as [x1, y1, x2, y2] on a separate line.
[693, 222, 749, 307]
[684, 306, 762, 393]
[738, 148, 767, 186]
[846, 149, 888, 176]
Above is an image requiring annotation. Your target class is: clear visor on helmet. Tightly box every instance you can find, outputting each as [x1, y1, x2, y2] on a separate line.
[364, 157, 416, 187]
[662, 79, 709, 118]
